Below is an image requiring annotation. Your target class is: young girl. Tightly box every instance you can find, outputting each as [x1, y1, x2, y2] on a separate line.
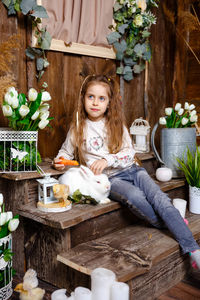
[53, 74, 200, 270]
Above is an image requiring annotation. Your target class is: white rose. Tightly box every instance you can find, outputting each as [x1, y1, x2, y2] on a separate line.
[8, 218, 19, 232]
[2, 105, 13, 117]
[178, 108, 184, 116]
[28, 88, 38, 101]
[0, 213, 7, 226]
[38, 119, 49, 129]
[165, 107, 173, 116]
[159, 117, 166, 125]
[133, 15, 143, 27]
[7, 87, 18, 98]
[31, 110, 40, 120]
[40, 111, 49, 120]
[41, 91, 51, 101]
[189, 104, 195, 111]
[190, 114, 198, 123]
[184, 102, 190, 110]
[181, 117, 189, 125]
[19, 105, 30, 117]
[0, 194, 3, 206]
[6, 211, 13, 222]
[175, 103, 181, 111]
[137, 0, 147, 11]
[11, 97, 19, 109]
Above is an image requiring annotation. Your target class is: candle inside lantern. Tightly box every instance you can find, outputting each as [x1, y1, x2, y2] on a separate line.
[74, 287, 92, 300]
[110, 282, 129, 300]
[91, 268, 116, 300]
[136, 135, 146, 146]
[172, 198, 187, 218]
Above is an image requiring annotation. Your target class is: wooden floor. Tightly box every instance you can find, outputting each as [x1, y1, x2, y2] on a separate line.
[9, 272, 200, 299]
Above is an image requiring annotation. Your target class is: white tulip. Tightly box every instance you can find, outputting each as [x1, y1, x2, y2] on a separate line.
[2, 105, 13, 117]
[11, 97, 19, 109]
[178, 108, 184, 116]
[0, 194, 3, 206]
[189, 104, 195, 111]
[190, 114, 198, 123]
[41, 91, 51, 101]
[175, 103, 181, 111]
[39, 104, 50, 113]
[6, 211, 13, 222]
[19, 105, 30, 117]
[184, 102, 190, 110]
[40, 111, 49, 120]
[0, 213, 7, 226]
[7, 86, 18, 98]
[4, 92, 13, 105]
[8, 218, 19, 232]
[31, 110, 40, 120]
[159, 117, 167, 125]
[38, 119, 49, 129]
[165, 107, 173, 116]
[28, 88, 38, 101]
[181, 117, 189, 125]
[190, 110, 197, 117]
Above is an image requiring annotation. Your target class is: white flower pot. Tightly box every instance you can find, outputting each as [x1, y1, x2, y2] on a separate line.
[189, 186, 200, 214]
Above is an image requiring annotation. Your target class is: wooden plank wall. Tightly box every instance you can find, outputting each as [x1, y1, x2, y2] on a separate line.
[0, 0, 199, 159]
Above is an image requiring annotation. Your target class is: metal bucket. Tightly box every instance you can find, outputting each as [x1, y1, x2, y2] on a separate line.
[151, 125, 196, 178]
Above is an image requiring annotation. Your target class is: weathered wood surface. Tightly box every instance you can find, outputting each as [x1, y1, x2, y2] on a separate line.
[157, 281, 200, 300]
[57, 212, 200, 283]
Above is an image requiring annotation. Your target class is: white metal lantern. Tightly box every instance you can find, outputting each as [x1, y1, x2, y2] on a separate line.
[130, 118, 150, 153]
[36, 175, 59, 205]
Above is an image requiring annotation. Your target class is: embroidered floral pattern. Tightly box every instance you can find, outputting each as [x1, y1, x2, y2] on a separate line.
[113, 154, 133, 165]
[89, 136, 104, 151]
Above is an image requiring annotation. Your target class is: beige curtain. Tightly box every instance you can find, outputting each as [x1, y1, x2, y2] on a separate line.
[42, 0, 114, 47]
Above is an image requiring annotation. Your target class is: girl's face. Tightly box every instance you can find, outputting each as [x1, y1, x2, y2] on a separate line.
[84, 83, 110, 122]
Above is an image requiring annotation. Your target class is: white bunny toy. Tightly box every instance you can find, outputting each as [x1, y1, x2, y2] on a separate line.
[58, 165, 111, 204]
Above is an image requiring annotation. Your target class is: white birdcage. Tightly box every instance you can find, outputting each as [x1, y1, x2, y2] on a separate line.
[130, 118, 150, 153]
[36, 175, 59, 205]
[0, 128, 38, 172]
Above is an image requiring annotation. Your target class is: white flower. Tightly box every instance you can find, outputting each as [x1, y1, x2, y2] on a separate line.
[40, 111, 49, 120]
[136, 0, 147, 11]
[0, 213, 7, 226]
[0, 194, 3, 206]
[178, 108, 184, 116]
[38, 119, 49, 129]
[39, 104, 50, 113]
[4, 92, 13, 105]
[7, 87, 18, 98]
[11, 97, 19, 109]
[131, 6, 136, 13]
[19, 105, 30, 117]
[190, 110, 196, 117]
[165, 107, 173, 116]
[6, 211, 13, 222]
[159, 117, 166, 125]
[31, 110, 40, 120]
[184, 102, 190, 110]
[175, 103, 181, 111]
[41, 91, 51, 101]
[190, 114, 198, 123]
[28, 88, 38, 101]
[2, 105, 12, 117]
[8, 218, 19, 232]
[189, 104, 195, 111]
[181, 117, 189, 126]
[133, 15, 143, 27]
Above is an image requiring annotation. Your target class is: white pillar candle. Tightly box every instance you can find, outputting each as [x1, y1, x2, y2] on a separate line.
[110, 282, 129, 300]
[136, 135, 146, 146]
[51, 289, 68, 300]
[91, 268, 116, 300]
[172, 198, 187, 218]
[74, 287, 92, 300]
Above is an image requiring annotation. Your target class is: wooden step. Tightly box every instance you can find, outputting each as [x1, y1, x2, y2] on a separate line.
[57, 212, 200, 299]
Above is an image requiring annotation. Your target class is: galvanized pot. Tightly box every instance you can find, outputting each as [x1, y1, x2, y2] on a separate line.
[151, 124, 196, 178]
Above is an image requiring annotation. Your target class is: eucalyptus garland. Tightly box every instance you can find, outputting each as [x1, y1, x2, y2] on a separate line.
[107, 0, 159, 81]
[1, 0, 52, 80]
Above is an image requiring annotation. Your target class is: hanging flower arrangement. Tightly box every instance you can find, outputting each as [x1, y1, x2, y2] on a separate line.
[107, 0, 159, 81]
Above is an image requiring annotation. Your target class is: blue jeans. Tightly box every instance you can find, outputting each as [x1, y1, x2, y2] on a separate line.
[109, 164, 200, 254]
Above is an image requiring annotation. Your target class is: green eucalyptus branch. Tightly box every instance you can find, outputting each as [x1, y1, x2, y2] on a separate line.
[1, 0, 52, 80]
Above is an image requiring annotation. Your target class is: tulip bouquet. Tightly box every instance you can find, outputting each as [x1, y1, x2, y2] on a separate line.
[159, 102, 198, 128]
[2, 86, 53, 131]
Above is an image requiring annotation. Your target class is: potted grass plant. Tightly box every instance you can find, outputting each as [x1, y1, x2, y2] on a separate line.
[176, 146, 200, 214]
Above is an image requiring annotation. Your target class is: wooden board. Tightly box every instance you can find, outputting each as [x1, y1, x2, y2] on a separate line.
[57, 212, 200, 282]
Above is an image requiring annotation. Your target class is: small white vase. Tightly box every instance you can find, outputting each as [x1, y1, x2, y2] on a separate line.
[155, 167, 172, 182]
[189, 185, 200, 214]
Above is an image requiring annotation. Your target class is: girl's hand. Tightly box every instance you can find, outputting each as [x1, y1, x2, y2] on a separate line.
[90, 159, 108, 175]
[53, 157, 65, 171]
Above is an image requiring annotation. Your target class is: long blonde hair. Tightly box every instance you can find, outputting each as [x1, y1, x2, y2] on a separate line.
[71, 75, 125, 164]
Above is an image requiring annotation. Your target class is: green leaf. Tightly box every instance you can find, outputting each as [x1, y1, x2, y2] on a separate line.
[116, 66, 124, 75]
[133, 43, 146, 57]
[20, 0, 36, 15]
[124, 57, 135, 66]
[36, 57, 44, 71]
[25, 47, 42, 59]
[133, 64, 142, 74]
[113, 39, 127, 53]
[8, 0, 16, 15]
[30, 5, 49, 18]
[116, 51, 124, 61]
[142, 31, 151, 38]
[2, 0, 11, 7]
[107, 31, 121, 45]
[41, 30, 52, 50]
[118, 24, 128, 34]
[123, 66, 133, 81]
[114, 1, 122, 11]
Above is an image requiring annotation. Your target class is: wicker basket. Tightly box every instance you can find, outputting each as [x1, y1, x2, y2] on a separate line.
[0, 128, 38, 172]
